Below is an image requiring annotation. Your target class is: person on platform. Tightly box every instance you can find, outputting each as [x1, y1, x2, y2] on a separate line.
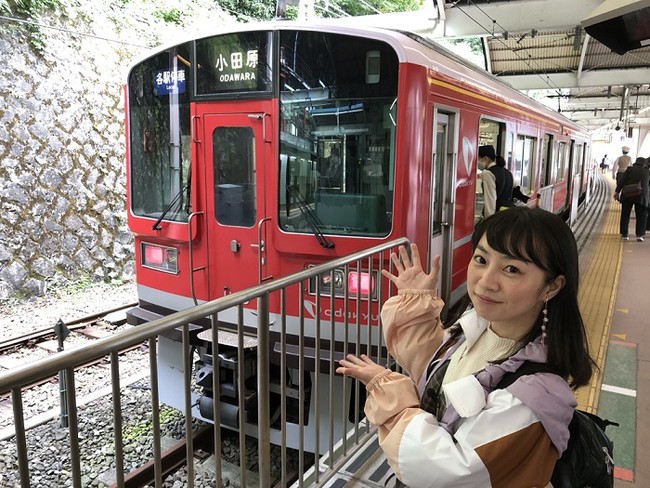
[611, 146, 633, 187]
[337, 207, 594, 488]
[600, 155, 609, 173]
[614, 157, 650, 242]
[477, 145, 515, 217]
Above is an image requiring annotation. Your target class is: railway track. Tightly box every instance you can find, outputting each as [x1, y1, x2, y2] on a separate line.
[0, 302, 137, 354]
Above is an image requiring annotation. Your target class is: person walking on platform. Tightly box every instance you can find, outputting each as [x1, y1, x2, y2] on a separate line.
[478, 144, 515, 217]
[614, 157, 650, 242]
[337, 207, 594, 488]
[612, 146, 633, 187]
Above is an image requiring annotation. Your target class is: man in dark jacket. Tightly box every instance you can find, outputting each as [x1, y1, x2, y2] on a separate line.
[615, 157, 650, 241]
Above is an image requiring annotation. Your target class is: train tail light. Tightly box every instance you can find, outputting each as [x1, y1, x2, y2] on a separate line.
[308, 267, 377, 299]
[141, 242, 179, 274]
[347, 271, 375, 297]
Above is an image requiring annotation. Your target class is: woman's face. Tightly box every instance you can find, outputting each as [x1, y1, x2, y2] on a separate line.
[467, 235, 565, 340]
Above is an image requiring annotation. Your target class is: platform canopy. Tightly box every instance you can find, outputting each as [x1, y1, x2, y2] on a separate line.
[325, 0, 650, 133]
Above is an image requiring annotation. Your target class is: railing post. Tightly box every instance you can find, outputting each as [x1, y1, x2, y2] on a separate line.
[12, 388, 30, 488]
[257, 293, 271, 487]
[54, 319, 70, 428]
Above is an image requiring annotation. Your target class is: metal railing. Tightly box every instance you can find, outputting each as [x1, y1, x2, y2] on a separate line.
[0, 237, 409, 488]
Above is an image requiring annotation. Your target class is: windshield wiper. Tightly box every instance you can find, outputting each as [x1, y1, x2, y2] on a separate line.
[152, 178, 190, 230]
[287, 185, 334, 249]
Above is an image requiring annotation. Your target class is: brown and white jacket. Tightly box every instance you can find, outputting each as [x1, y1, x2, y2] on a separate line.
[364, 290, 576, 488]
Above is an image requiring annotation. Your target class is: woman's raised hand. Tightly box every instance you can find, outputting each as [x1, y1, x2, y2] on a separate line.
[381, 243, 440, 291]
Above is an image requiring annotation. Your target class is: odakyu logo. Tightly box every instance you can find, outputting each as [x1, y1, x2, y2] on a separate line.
[303, 300, 380, 323]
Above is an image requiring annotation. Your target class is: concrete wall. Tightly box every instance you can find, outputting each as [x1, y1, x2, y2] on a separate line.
[0, 0, 231, 300]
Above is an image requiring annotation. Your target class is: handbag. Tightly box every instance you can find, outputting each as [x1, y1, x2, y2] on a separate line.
[620, 181, 642, 200]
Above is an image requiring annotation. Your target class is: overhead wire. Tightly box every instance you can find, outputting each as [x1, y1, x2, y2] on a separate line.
[450, 1, 566, 97]
[0, 14, 151, 48]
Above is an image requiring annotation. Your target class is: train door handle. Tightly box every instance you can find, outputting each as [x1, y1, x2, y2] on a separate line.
[250, 241, 264, 251]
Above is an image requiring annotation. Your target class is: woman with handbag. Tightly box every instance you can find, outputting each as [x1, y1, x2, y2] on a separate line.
[614, 157, 649, 241]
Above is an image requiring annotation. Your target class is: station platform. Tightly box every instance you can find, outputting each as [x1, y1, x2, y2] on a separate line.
[597, 177, 650, 488]
[305, 173, 649, 487]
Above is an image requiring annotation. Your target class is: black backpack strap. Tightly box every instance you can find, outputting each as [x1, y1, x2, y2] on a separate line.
[496, 361, 556, 390]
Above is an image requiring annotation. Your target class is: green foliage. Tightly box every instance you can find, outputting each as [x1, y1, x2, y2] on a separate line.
[7, 0, 63, 17]
[153, 8, 184, 25]
[320, 0, 423, 17]
[4, 0, 65, 52]
[446, 37, 483, 55]
[218, 0, 276, 21]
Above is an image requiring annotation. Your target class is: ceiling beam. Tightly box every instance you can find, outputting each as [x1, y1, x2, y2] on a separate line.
[502, 68, 650, 90]
[428, 0, 602, 38]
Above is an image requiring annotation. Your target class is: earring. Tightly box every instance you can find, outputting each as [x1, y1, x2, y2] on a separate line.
[541, 298, 549, 344]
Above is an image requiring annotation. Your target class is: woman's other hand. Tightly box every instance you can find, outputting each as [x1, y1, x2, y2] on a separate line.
[336, 354, 387, 385]
[381, 243, 440, 291]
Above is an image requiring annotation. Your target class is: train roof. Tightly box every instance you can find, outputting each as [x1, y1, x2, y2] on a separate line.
[126, 20, 589, 137]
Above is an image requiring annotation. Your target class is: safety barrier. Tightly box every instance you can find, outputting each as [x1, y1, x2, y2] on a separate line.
[0, 237, 409, 488]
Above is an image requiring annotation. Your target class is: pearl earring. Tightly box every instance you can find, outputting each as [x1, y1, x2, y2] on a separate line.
[541, 298, 549, 343]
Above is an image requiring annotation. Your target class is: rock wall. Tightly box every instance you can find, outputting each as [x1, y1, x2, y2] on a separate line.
[0, 0, 231, 300]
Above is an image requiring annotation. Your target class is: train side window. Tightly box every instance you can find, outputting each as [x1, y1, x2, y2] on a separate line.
[555, 142, 568, 183]
[513, 135, 536, 194]
[213, 127, 256, 227]
[541, 134, 553, 187]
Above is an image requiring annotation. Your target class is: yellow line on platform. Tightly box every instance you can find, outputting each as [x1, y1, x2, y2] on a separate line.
[575, 187, 623, 411]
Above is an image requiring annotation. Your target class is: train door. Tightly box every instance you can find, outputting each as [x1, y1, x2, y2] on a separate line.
[202, 112, 270, 297]
[430, 111, 457, 305]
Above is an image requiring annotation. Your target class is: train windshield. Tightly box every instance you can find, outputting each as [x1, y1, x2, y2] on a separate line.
[278, 31, 398, 237]
[127, 44, 192, 224]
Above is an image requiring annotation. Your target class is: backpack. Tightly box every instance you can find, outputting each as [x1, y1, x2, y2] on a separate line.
[497, 362, 618, 488]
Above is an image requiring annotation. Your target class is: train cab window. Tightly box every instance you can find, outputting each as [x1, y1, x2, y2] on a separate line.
[195, 31, 272, 96]
[277, 31, 398, 237]
[514, 135, 536, 194]
[212, 127, 256, 227]
[128, 44, 192, 223]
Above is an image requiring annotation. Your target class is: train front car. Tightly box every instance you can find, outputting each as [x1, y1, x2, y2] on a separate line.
[123, 24, 415, 453]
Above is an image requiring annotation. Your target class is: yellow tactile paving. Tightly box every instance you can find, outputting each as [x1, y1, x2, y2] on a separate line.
[575, 185, 623, 411]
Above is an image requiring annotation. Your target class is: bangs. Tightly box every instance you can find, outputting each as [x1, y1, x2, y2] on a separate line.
[473, 209, 554, 274]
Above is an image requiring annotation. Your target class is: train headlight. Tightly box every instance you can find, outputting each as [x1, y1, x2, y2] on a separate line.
[141, 242, 179, 274]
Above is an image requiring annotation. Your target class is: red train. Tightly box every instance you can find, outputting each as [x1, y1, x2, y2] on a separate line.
[124, 21, 591, 450]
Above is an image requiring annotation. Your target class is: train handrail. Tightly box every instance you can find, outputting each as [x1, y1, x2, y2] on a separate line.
[187, 211, 204, 305]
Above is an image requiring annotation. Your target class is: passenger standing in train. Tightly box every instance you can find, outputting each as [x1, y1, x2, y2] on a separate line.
[478, 145, 514, 217]
[611, 146, 632, 187]
[614, 157, 650, 242]
[337, 207, 594, 488]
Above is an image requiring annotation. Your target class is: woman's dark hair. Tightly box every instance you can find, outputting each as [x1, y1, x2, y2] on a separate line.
[495, 155, 507, 167]
[447, 207, 595, 388]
